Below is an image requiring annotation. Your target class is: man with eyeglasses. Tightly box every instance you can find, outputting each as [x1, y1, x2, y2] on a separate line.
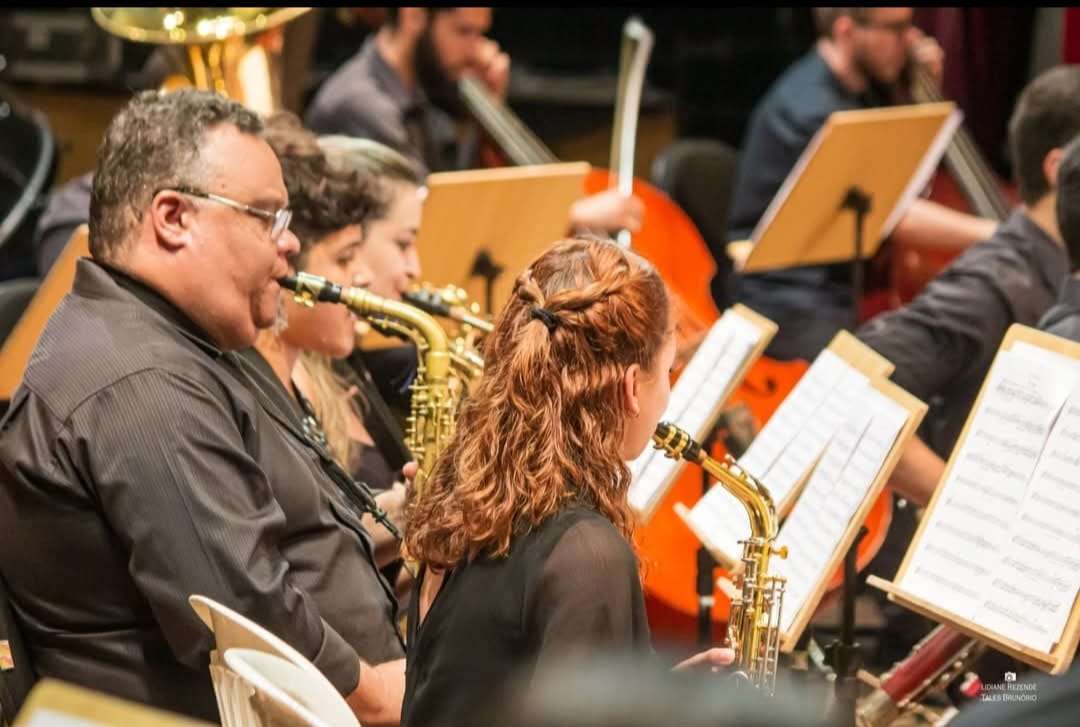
[726, 7, 997, 362]
[0, 90, 406, 724]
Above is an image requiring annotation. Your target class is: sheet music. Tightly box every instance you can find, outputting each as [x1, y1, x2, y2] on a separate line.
[687, 349, 869, 562]
[978, 379, 1080, 652]
[738, 349, 848, 477]
[627, 310, 763, 514]
[776, 388, 909, 634]
[899, 348, 1077, 650]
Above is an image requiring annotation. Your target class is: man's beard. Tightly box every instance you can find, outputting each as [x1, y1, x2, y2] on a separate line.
[852, 48, 901, 104]
[415, 29, 468, 119]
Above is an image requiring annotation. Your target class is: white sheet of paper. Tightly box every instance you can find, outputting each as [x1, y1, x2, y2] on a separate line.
[977, 380, 1080, 652]
[627, 310, 763, 514]
[690, 350, 870, 562]
[738, 349, 847, 477]
[777, 389, 909, 633]
[900, 349, 1075, 646]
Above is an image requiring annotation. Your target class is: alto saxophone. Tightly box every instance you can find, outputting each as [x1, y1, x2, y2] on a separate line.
[651, 421, 787, 695]
[280, 273, 454, 496]
[403, 283, 488, 390]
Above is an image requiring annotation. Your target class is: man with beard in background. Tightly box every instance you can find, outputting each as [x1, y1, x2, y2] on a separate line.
[305, 7, 643, 235]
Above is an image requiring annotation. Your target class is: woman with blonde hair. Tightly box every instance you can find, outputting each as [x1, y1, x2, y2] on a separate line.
[243, 112, 409, 567]
[401, 237, 732, 727]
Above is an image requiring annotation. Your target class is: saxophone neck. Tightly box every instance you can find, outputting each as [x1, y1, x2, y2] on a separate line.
[697, 451, 780, 541]
[339, 287, 452, 381]
[652, 421, 781, 542]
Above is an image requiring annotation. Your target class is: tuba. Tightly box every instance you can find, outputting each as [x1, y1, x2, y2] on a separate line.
[90, 7, 310, 115]
[279, 272, 454, 497]
[650, 421, 787, 695]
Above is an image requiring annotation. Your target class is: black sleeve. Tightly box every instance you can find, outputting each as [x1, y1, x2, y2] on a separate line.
[529, 517, 648, 672]
[65, 369, 360, 695]
[856, 265, 1013, 403]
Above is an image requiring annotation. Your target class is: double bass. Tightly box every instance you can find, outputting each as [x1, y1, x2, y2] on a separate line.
[889, 64, 1014, 303]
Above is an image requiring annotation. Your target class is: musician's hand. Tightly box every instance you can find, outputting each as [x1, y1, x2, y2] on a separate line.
[474, 38, 511, 100]
[402, 461, 419, 489]
[908, 27, 944, 86]
[569, 190, 645, 236]
[672, 647, 736, 673]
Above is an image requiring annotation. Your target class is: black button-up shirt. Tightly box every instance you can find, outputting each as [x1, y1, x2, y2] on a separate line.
[0, 260, 404, 721]
[856, 211, 1068, 458]
[306, 37, 473, 175]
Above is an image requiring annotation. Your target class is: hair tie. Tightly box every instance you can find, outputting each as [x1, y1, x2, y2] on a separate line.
[529, 306, 559, 333]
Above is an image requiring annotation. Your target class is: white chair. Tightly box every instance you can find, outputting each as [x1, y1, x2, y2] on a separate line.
[188, 595, 360, 727]
[224, 648, 360, 727]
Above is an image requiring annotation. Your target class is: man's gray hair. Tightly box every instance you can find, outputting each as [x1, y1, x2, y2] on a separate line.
[88, 89, 263, 262]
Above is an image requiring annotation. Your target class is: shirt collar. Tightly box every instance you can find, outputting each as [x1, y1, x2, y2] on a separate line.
[75, 257, 224, 359]
[362, 36, 430, 116]
[1006, 210, 1068, 293]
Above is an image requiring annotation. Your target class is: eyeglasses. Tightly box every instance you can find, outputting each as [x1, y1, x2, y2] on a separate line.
[855, 18, 914, 38]
[171, 186, 293, 241]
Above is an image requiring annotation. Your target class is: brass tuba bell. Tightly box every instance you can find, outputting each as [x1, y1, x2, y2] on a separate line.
[91, 7, 311, 114]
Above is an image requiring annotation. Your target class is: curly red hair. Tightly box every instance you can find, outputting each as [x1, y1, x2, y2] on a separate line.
[404, 237, 670, 568]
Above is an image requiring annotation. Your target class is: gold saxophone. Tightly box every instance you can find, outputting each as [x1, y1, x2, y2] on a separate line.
[651, 421, 787, 695]
[280, 273, 454, 496]
[403, 282, 489, 393]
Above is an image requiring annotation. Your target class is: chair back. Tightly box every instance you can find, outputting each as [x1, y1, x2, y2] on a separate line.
[188, 595, 358, 727]
[224, 648, 359, 727]
[651, 138, 740, 309]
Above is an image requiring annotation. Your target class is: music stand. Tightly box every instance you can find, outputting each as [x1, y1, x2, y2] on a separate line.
[741, 102, 960, 322]
[870, 324, 1080, 676]
[414, 162, 590, 316]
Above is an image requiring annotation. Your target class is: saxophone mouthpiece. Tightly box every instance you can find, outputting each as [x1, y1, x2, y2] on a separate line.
[277, 272, 343, 307]
[278, 274, 299, 290]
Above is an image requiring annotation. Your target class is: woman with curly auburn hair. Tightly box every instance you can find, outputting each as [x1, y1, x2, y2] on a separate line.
[400, 237, 733, 727]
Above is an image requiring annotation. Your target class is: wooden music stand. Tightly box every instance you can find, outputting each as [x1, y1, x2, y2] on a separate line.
[629, 304, 776, 521]
[675, 329, 894, 570]
[0, 225, 89, 400]
[779, 378, 926, 652]
[740, 102, 959, 317]
[12, 679, 215, 726]
[869, 324, 1080, 674]
[414, 162, 590, 317]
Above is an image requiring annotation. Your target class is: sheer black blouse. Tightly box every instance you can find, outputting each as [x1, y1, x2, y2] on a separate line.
[401, 506, 651, 727]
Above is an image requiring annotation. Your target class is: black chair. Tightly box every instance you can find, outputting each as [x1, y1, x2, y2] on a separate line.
[0, 84, 57, 283]
[650, 138, 740, 310]
[0, 277, 38, 349]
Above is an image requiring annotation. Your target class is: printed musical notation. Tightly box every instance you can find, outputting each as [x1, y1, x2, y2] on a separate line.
[628, 310, 763, 514]
[900, 348, 1080, 653]
[687, 349, 871, 563]
[775, 388, 909, 633]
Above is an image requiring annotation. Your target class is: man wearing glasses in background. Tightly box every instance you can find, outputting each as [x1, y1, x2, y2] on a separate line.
[0, 90, 406, 724]
[726, 7, 997, 361]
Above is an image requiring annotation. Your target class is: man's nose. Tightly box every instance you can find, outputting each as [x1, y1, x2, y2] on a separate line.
[278, 229, 301, 258]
